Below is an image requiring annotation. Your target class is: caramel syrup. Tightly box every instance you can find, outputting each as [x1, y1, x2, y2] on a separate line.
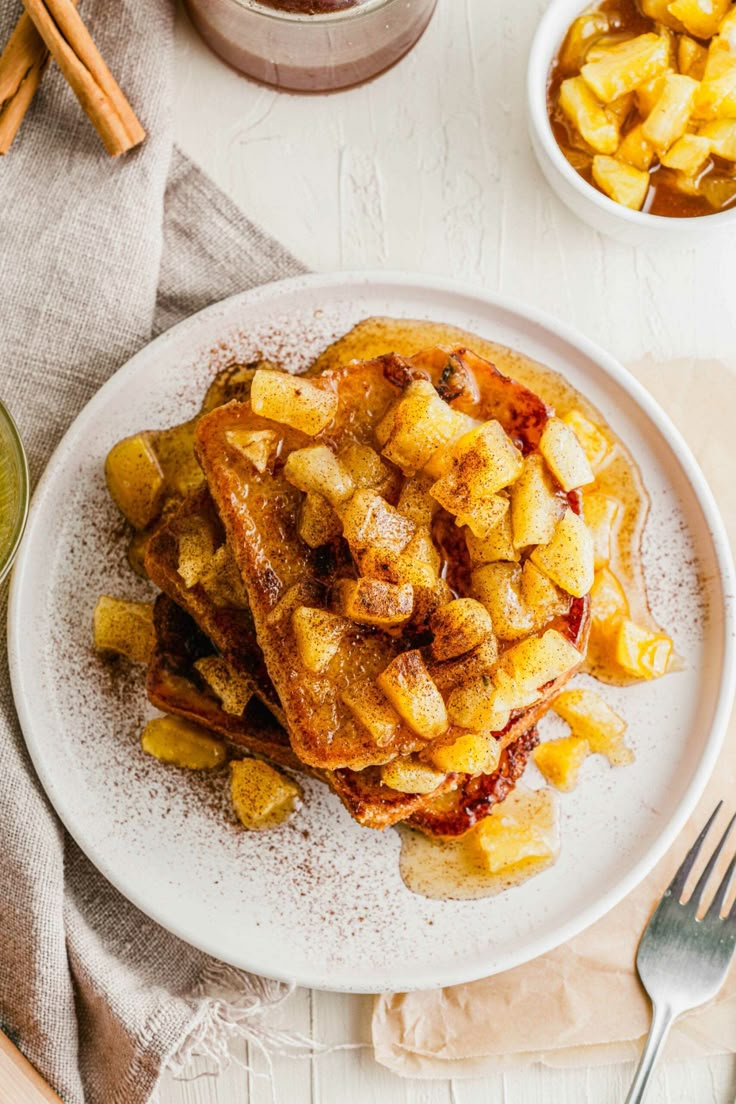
[314, 316, 662, 900]
[398, 786, 560, 900]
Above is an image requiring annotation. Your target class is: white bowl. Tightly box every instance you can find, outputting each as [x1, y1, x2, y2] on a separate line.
[527, 0, 736, 245]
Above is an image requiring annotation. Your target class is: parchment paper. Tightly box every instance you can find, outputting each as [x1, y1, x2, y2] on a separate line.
[373, 358, 736, 1078]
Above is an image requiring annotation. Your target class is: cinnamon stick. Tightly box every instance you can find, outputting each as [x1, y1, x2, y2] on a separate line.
[22, 0, 145, 157]
[0, 13, 50, 155]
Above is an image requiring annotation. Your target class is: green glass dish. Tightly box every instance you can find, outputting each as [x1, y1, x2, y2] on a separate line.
[0, 400, 29, 585]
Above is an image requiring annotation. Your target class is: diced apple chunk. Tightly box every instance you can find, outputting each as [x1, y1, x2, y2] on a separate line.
[607, 90, 636, 125]
[487, 667, 541, 714]
[635, 69, 674, 116]
[284, 445, 354, 506]
[93, 595, 155, 663]
[521, 561, 571, 630]
[562, 409, 613, 470]
[250, 370, 337, 436]
[530, 509, 595, 598]
[447, 675, 511, 734]
[694, 39, 736, 118]
[641, 73, 699, 150]
[553, 688, 633, 766]
[472, 562, 534, 640]
[225, 428, 277, 475]
[464, 508, 518, 564]
[720, 6, 736, 45]
[142, 716, 227, 770]
[230, 759, 302, 830]
[699, 118, 736, 159]
[412, 580, 455, 629]
[581, 33, 670, 102]
[473, 787, 559, 876]
[430, 731, 502, 775]
[721, 7, 736, 45]
[428, 632, 497, 688]
[381, 757, 446, 794]
[430, 598, 494, 661]
[338, 441, 391, 491]
[500, 629, 583, 696]
[422, 415, 484, 480]
[341, 490, 415, 556]
[298, 493, 342, 548]
[534, 736, 590, 792]
[583, 36, 635, 69]
[660, 133, 712, 173]
[335, 578, 414, 628]
[430, 421, 523, 537]
[432, 486, 508, 541]
[399, 529, 441, 584]
[617, 123, 657, 170]
[583, 491, 620, 569]
[539, 418, 595, 493]
[678, 35, 708, 79]
[380, 380, 466, 474]
[511, 453, 566, 548]
[292, 606, 349, 673]
[377, 651, 448, 740]
[105, 433, 165, 530]
[358, 527, 439, 589]
[194, 655, 254, 716]
[614, 619, 673, 679]
[592, 155, 651, 210]
[451, 420, 525, 491]
[341, 679, 400, 746]
[559, 76, 620, 154]
[590, 566, 630, 629]
[640, 0, 686, 31]
[396, 478, 438, 525]
[668, 0, 732, 39]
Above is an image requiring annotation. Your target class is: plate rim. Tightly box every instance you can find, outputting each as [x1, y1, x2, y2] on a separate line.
[8, 269, 736, 993]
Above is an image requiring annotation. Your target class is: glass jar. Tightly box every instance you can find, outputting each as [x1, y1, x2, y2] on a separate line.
[0, 400, 29, 585]
[183, 0, 438, 93]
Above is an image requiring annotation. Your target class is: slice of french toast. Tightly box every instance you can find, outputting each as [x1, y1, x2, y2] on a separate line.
[147, 594, 539, 835]
[144, 485, 285, 724]
[195, 345, 591, 773]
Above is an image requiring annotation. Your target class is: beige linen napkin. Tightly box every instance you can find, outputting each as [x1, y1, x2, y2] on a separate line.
[373, 357, 736, 1078]
[0, 2, 306, 1101]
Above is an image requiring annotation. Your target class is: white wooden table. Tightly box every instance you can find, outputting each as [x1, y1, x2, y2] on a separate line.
[165, 1, 736, 1100]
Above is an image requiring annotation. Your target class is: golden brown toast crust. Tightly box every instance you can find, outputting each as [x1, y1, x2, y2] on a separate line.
[144, 486, 285, 724]
[195, 346, 590, 772]
[147, 595, 539, 834]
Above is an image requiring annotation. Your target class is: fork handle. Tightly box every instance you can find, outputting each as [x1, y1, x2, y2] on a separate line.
[624, 1002, 677, 1104]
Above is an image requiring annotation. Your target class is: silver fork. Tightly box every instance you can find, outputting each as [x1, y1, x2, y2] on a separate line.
[625, 802, 736, 1103]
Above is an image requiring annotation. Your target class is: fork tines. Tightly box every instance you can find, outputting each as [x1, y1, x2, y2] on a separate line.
[666, 801, 736, 919]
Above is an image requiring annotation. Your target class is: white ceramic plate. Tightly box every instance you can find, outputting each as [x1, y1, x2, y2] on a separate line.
[9, 273, 735, 993]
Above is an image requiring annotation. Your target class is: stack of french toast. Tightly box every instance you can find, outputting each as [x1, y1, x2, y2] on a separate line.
[94, 331, 671, 847]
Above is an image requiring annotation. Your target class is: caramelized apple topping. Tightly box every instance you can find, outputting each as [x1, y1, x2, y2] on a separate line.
[230, 759, 302, 830]
[549, 0, 736, 217]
